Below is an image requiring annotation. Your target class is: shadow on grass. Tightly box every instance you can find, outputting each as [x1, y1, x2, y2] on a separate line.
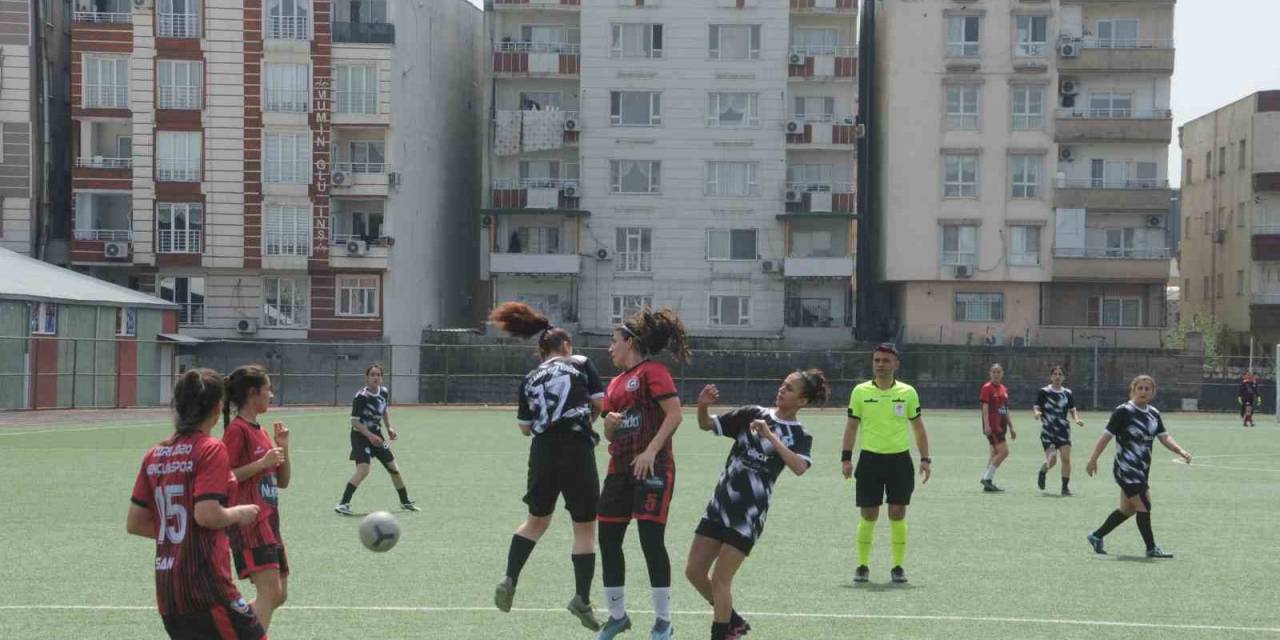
[840, 582, 921, 593]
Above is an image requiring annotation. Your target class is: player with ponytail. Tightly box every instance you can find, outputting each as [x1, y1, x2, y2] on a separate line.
[335, 363, 419, 514]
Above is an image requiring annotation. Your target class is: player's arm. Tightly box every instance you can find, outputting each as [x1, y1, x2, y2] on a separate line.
[1157, 433, 1191, 463]
[632, 396, 683, 478]
[126, 503, 155, 538]
[193, 499, 260, 530]
[911, 415, 931, 484]
[1084, 432, 1114, 476]
[1070, 407, 1084, 426]
[602, 412, 622, 442]
[980, 402, 991, 434]
[231, 454, 283, 483]
[591, 397, 604, 423]
[384, 403, 397, 440]
[696, 384, 719, 431]
[755, 421, 810, 476]
[841, 415, 859, 479]
[274, 422, 291, 489]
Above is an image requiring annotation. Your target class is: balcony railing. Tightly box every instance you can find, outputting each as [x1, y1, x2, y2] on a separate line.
[335, 92, 379, 115]
[1253, 294, 1280, 306]
[615, 252, 652, 273]
[264, 235, 311, 257]
[1053, 247, 1171, 259]
[493, 178, 579, 190]
[75, 156, 131, 169]
[494, 41, 581, 54]
[264, 89, 309, 113]
[1079, 37, 1174, 50]
[74, 11, 131, 24]
[264, 162, 310, 184]
[158, 13, 200, 38]
[177, 303, 205, 326]
[157, 160, 201, 182]
[332, 21, 395, 44]
[1254, 224, 1280, 236]
[785, 182, 855, 194]
[158, 86, 202, 110]
[333, 162, 388, 175]
[331, 234, 391, 246]
[1056, 108, 1172, 119]
[83, 85, 129, 109]
[267, 15, 311, 40]
[73, 229, 132, 242]
[792, 113, 856, 125]
[158, 229, 202, 254]
[1058, 178, 1168, 190]
[788, 45, 857, 57]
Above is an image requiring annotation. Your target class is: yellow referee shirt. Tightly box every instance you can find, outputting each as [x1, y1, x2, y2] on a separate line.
[848, 379, 921, 454]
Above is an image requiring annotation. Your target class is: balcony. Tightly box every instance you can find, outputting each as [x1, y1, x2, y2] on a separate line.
[75, 156, 131, 170]
[790, 0, 856, 12]
[784, 256, 854, 278]
[83, 84, 129, 110]
[332, 21, 395, 44]
[490, 253, 580, 275]
[74, 0, 131, 24]
[331, 163, 394, 197]
[157, 159, 201, 183]
[1052, 247, 1171, 281]
[491, 178, 581, 210]
[1255, 173, 1280, 192]
[1054, 109, 1173, 143]
[494, 110, 580, 152]
[266, 15, 311, 41]
[1058, 38, 1175, 73]
[493, 42, 581, 77]
[784, 182, 855, 214]
[785, 117, 858, 148]
[158, 229, 202, 255]
[72, 192, 132, 263]
[787, 46, 857, 80]
[1054, 179, 1170, 211]
[158, 86, 203, 111]
[493, 0, 582, 10]
[1252, 227, 1280, 261]
[157, 13, 200, 38]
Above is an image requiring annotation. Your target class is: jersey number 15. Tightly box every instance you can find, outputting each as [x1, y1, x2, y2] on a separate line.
[154, 485, 188, 545]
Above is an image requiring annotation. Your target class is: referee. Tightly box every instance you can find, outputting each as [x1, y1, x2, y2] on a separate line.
[841, 343, 931, 584]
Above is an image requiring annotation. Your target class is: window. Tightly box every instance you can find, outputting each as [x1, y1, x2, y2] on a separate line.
[793, 96, 836, 122]
[1087, 91, 1132, 118]
[334, 0, 387, 24]
[264, 63, 309, 113]
[1096, 19, 1139, 48]
[1217, 273, 1224, 299]
[160, 276, 206, 325]
[611, 295, 653, 324]
[116, 307, 136, 337]
[1136, 162, 1158, 187]
[1090, 159, 1128, 188]
[610, 160, 661, 194]
[264, 133, 310, 183]
[944, 154, 978, 198]
[790, 27, 838, 56]
[521, 24, 579, 49]
[331, 207, 383, 244]
[511, 225, 559, 254]
[707, 93, 759, 128]
[335, 65, 378, 115]
[1219, 146, 1227, 175]
[262, 276, 309, 327]
[519, 91, 561, 110]
[786, 296, 835, 328]
[519, 159, 577, 184]
[789, 219, 847, 258]
[337, 275, 379, 317]
[1240, 139, 1248, 170]
[1205, 151, 1212, 179]
[787, 164, 834, 188]
[266, 0, 311, 40]
[1105, 228, 1135, 257]
[610, 91, 661, 126]
[1014, 15, 1048, 56]
[1010, 225, 1040, 266]
[1202, 275, 1210, 301]
[157, 60, 202, 110]
[30, 302, 57, 335]
[1094, 297, 1141, 327]
[1010, 155, 1041, 198]
[616, 227, 652, 273]
[707, 229, 758, 261]
[946, 15, 980, 57]
[1011, 86, 1043, 130]
[83, 56, 129, 108]
[612, 23, 662, 58]
[158, 0, 200, 38]
[157, 203, 203, 254]
[955, 293, 1003, 322]
[156, 131, 201, 182]
[264, 204, 311, 256]
[1184, 222, 1190, 240]
[705, 162, 759, 197]
[340, 140, 385, 173]
[1238, 203, 1246, 228]
[709, 295, 751, 327]
[1238, 270, 1246, 295]
[942, 225, 978, 267]
[945, 85, 980, 130]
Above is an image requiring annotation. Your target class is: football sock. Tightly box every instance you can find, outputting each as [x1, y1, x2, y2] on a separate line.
[890, 519, 907, 567]
[397, 487, 411, 504]
[637, 520, 672, 588]
[982, 464, 997, 482]
[340, 483, 357, 504]
[604, 587, 626, 619]
[505, 534, 537, 584]
[571, 553, 595, 602]
[1136, 512, 1156, 550]
[1093, 509, 1130, 539]
[856, 518, 875, 566]
[711, 622, 730, 640]
[651, 587, 672, 622]
[1062, 477, 1071, 491]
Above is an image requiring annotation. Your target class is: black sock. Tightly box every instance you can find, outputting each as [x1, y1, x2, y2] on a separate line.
[1062, 477, 1070, 491]
[1040, 464, 1048, 474]
[1135, 512, 1156, 550]
[1094, 509, 1130, 539]
[711, 622, 730, 640]
[340, 483, 357, 504]
[571, 553, 595, 601]
[730, 610, 747, 628]
[505, 534, 537, 584]
[397, 487, 410, 504]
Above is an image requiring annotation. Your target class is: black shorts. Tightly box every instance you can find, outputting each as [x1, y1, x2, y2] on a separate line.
[233, 543, 289, 580]
[854, 451, 914, 508]
[161, 600, 265, 640]
[525, 430, 600, 523]
[985, 426, 1008, 446]
[695, 518, 755, 556]
[598, 465, 675, 524]
[1119, 481, 1150, 497]
[350, 430, 395, 466]
[1040, 432, 1071, 451]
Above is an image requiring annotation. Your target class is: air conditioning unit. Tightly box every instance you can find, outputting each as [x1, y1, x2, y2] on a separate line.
[855, 123, 867, 138]
[1059, 41, 1079, 58]
[762, 260, 781, 273]
[841, 115, 855, 125]
[1214, 230, 1227, 244]
[563, 118, 580, 132]
[788, 52, 805, 65]
[954, 264, 973, 278]
[236, 319, 258, 335]
[785, 189, 804, 203]
[785, 120, 803, 134]
[133, 0, 151, 8]
[1147, 215, 1164, 228]
[332, 171, 349, 186]
[1058, 146, 1074, 162]
[561, 183, 579, 198]
[346, 239, 368, 256]
[595, 247, 611, 261]
[387, 171, 400, 188]
[104, 241, 130, 259]
[1060, 79, 1079, 95]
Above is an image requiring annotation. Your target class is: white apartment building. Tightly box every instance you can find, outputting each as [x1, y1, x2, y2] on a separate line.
[480, 0, 859, 343]
[875, 0, 1175, 348]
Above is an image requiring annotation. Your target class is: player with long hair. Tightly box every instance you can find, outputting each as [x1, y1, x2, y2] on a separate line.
[127, 368, 266, 639]
[1085, 374, 1192, 558]
[334, 363, 419, 514]
[596, 308, 690, 640]
[489, 302, 605, 631]
[1239, 373, 1260, 427]
[223, 364, 290, 629]
[1034, 365, 1085, 495]
[979, 363, 1015, 492]
[686, 370, 828, 640]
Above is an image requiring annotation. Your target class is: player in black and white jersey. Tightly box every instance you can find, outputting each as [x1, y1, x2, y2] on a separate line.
[334, 364, 419, 515]
[488, 302, 606, 632]
[1085, 374, 1192, 558]
[684, 370, 827, 640]
[1033, 365, 1085, 495]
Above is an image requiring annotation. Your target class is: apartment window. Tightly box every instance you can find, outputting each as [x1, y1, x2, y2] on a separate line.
[1184, 222, 1190, 240]
[1238, 203, 1246, 228]
[264, 133, 310, 183]
[946, 15, 980, 57]
[944, 154, 978, 198]
[794, 96, 836, 122]
[1202, 275, 1210, 301]
[707, 93, 759, 128]
[264, 63, 309, 113]
[612, 23, 662, 58]
[942, 225, 978, 267]
[610, 160, 661, 194]
[116, 307, 136, 337]
[158, 0, 200, 38]
[611, 295, 653, 324]
[266, 0, 311, 40]
[30, 302, 57, 335]
[264, 204, 311, 256]
[1219, 146, 1227, 175]
[787, 164, 834, 188]
[1096, 19, 1139, 48]
[335, 65, 378, 115]
[1105, 228, 1136, 257]
[1010, 155, 1041, 199]
[790, 27, 838, 56]
[955, 293, 1003, 322]
[339, 140, 385, 173]
[1090, 297, 1141, 327]
[610, 91, 661, 126]
[1240, 140, 1248, 170]
[157, 203, 203, 254]
[160, 276, 206, 325]
[262, 276, 309, 328]
[945, 85, 980, 130]
[1088, 92, 1132, 118]
[521, 24, 579, 49]
[1010, 225, 1040, 266]
[1011, 86, 1043, 130]
[616, 227, 652, 273]
[709, 295, 751, 327]
[1204, 152, 1212, 179]
[1238, 270, 1246, 295]
[83, 56, 129, 108]
[337, 275, 380, 317]
[705, 162, 759, 197]
[519, 91, 561, 110]
[707, 229, 758, 261]
[1090, 159, 1126, 188]
[157, 60, 203, 110]
[511, 225, 560, 254]
[334, 0, 387, 24]
[1217, 273, 1225, 299]
[519, 159, 576, 183]
[1014, 15, 1048, 56]
[156, 131, 201, 182]
[331, 207, 383, 244]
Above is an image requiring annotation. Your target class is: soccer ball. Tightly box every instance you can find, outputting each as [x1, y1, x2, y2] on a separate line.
[359, 511, 400, 552]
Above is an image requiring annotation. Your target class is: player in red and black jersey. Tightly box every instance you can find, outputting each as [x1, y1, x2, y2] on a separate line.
[127, 369, 266, 640]
[979, 363, 1016, 492]
[597, 308, 690, 640]
[223, 365, 290, 630]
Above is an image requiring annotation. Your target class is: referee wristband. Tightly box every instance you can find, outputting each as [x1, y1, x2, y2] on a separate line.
[841, 450, 853, 462]
[920, 457, 932, 464]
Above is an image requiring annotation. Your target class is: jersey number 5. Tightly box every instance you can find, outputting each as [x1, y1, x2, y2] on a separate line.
[154, 485, 188, 545]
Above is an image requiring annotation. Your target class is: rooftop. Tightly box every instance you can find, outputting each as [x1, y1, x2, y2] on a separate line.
[0, 248, 176, 310]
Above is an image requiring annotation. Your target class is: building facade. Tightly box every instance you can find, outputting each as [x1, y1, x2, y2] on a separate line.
[1178, 90, 1280, 350]
[874, 0, 1175, 348]
[480, 0, 859, 344]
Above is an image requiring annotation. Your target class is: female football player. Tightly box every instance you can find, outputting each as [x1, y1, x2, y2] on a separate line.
[979, 363, 1015, 492]
[1033, 365, 1085, 495]
[334, 364, 419, 514]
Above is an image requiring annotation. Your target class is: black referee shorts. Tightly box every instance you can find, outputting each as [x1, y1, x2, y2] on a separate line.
[525, 430, 600, 523]
[854, 450, 914, 508]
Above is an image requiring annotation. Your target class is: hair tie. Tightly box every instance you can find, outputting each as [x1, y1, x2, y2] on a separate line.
[619, 324, 639, 339]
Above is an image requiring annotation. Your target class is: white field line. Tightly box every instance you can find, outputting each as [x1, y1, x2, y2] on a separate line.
[1171, 458, 1280, 473]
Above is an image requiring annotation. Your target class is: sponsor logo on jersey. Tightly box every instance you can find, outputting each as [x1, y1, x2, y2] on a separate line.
[259, 474, 279, 505]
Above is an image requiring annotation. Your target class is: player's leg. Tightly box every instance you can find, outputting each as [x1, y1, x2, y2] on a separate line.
[597, 473, 634, 637]
[637, 519, 673, 638]
[1038, 440, 1056, 491]
[1132, 489, 1169, 557]
[1088, 488, 1137, 553]
[853, 451, 885, 581]
[563, 444, 602, 631]
[885, 453, 915, 582]
[708, 544, 748, 640]
[1058, 445, 1073, 494]
[684, 533, 722, 608]
[380, 455, 418, 510]
[247, 568, 285, 630]
[336, 461, 370, 514]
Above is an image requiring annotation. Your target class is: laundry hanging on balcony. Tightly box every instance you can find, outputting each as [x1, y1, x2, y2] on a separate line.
[495, 110, 523, 157]
[522, 109, 566, 153]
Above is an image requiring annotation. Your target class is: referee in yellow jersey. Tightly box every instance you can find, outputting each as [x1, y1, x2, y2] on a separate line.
[841, 343, 931, 584]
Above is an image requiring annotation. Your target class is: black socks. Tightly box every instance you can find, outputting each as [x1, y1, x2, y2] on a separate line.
[1136, 512, 1156, 550]
[397, 487, 411, 504]
[340, 482, 357, 504]
[505, 534, 537, 584]
[1094, 509, 1130, 539]
[572, 553, 595, 601]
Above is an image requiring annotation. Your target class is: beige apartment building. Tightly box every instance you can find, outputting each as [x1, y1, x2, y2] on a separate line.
[874, 0, 1175, 347]
[1178, 90, 1280, 351]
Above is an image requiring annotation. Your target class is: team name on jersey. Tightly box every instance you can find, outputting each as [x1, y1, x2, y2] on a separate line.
[146, 460, 195, 476]
[152, 443, 193, 457]
[155, 556, 175, 571]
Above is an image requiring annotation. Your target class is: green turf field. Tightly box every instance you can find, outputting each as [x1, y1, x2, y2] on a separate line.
[1, 407, 1278, 639]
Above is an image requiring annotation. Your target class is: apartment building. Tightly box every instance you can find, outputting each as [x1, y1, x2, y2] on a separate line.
[1178, 91, 1280, 351]
[874, 0, 1176, 347]
[480, 0, 859, 343]
[68, 0, 480, 346]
